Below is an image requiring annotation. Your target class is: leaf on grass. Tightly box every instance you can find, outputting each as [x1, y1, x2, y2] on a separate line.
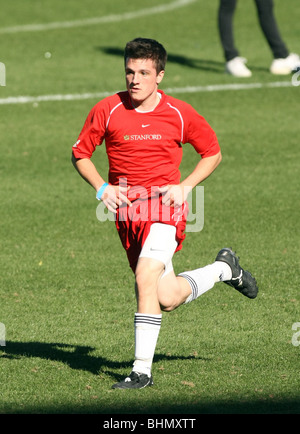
[181, 381, 195, 388]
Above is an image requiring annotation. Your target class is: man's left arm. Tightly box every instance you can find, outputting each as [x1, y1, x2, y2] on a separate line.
[160, 151, 222, 207]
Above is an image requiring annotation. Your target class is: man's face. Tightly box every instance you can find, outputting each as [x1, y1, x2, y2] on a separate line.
[125, 58, 164, 105]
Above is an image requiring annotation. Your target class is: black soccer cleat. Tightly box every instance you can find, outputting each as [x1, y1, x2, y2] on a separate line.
[112, 371, 154, 390]
[215, 248, 258, 299]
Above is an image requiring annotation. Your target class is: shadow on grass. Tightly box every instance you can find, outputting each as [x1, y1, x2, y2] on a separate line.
[1, 340, 207, 378]
[96, 46, 225, 73]
[19, 398, 300, 414]
[96, 46, 270, 75]
[2, 341, 299, 414]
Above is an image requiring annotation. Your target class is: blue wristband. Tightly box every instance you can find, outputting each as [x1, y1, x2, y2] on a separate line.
[96, 182, 109, 201]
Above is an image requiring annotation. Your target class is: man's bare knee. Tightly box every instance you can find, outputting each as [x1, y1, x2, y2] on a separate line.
[158, 272, 187, 312]
[160, 303, 176, 312]
[135, 258, 164, 292]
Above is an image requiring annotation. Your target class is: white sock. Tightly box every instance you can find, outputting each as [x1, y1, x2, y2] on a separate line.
[132, 313, 162, 377]
[179, 261, 232, 304]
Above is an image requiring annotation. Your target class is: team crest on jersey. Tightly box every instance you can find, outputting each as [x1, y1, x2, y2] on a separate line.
[124, 135, 130, 140]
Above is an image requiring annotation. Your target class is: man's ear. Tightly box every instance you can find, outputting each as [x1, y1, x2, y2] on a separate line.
[157, 70, 165, 85]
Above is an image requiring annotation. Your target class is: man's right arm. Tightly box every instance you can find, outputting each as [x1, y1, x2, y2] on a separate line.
[71, 154, 105, 192]
[71, 154, 132, 212]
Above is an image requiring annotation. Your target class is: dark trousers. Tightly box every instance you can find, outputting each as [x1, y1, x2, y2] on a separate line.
[218, 0, 289, 61]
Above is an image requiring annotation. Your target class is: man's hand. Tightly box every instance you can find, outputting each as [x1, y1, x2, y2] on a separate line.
[101, 185, 132, 213]
[158, 152, 222, 208]
[158, 184, 191, 208]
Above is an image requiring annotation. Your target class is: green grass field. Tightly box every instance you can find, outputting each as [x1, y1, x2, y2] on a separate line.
[0, 0, 299, 415]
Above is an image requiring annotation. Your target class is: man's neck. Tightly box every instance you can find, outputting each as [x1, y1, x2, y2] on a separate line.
[131, 92, 161, 112]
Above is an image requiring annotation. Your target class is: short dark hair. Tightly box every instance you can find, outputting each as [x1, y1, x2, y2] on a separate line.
[124, 38, 167, 74]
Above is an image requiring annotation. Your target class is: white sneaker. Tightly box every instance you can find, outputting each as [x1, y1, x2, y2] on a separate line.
[270, 53, 300, 75]
[225, 57, 252, 77]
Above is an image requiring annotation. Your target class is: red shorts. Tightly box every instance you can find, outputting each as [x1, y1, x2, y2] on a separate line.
[115, 195, 188, 273]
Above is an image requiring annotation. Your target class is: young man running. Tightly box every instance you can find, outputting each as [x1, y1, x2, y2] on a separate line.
[72, 38, 258, 389]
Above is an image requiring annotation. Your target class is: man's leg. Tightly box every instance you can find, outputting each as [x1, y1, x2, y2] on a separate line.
[218, 0, 252, 77]
[112, 224, 230, 389]
[111, 224, 176, 389]
[254, 0, 300, 75]
[132, 225, 177, 381]
[159, 247, 258, 310]
[132, 244, 258, 387]
[218, 0, 239, 61]
[254, 0, 289, 59]
[112, 224, 258, 389]
[157, 261, 232, 311]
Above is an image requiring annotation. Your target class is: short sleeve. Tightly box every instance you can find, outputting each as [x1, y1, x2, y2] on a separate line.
[182, 104, 220, 158]
[72, 101, 108, 159]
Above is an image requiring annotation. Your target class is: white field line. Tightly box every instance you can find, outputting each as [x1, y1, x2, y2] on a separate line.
[0, 0, 196, 34]
[0, 81, 294, 105]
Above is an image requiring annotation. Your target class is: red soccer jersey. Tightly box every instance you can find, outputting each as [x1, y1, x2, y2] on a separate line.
[72, 90, 220, 193]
